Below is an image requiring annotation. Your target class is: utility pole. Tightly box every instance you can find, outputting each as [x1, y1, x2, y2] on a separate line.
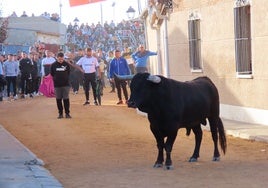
[137, 0, 141, 14]
[59, 0, 62, 23]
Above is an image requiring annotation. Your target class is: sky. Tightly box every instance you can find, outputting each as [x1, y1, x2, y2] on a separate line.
[0, 0, 147, 25]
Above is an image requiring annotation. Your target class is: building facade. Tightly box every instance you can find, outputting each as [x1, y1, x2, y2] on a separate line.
[1, 16, 66, 53]
[143, 0, 268, 125]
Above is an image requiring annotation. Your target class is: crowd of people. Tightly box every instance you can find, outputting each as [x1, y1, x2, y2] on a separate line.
[65, 19, 145, 54]
[9, 10, 61, 22]
[0, 15, 159, 118]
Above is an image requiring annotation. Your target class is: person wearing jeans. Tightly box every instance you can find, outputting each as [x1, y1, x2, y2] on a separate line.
[109, 49, 130, 105]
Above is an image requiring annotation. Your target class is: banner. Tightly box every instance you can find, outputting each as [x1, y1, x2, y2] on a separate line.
[69, 0, 105, 7]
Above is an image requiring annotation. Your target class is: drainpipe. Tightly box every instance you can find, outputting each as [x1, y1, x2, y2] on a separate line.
[156, 29, 162, 75]
[163, 17, 170, 78]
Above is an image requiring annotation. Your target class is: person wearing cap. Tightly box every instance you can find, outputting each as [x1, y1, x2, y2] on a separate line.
[109, 49, 130, 105]
[3, 54, 19, 100]
[50, 52, 72, 119]
[76, 47, 101, 106]
[131, 44, 157, 73]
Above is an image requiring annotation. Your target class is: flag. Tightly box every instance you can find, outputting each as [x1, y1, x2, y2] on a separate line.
[69, 0, 105, 7]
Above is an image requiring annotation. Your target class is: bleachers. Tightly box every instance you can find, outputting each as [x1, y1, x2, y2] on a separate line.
[65, 19, 145, 53]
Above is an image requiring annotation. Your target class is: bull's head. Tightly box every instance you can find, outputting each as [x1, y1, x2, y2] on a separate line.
[117, 73, 162, 112]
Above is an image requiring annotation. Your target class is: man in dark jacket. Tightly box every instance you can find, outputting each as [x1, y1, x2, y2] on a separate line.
[19, 52, 34, 98]
[50, 52, 71, 119]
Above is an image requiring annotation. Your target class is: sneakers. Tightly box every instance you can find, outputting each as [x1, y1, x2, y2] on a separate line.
[94, 101, 98, 106]
[57, 114, 63, 119]
[116, 100, 123, 105]
[83, 101, 90, 106]
[58, 114, 72, 119]
[83, 101, 98, 106]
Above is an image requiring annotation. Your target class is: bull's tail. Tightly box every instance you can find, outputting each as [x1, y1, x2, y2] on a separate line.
[218, 118, 227, 154]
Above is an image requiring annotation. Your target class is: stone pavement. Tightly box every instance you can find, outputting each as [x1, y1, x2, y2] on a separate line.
[0, 119, 268, 188]
[0, 125, 63, 188]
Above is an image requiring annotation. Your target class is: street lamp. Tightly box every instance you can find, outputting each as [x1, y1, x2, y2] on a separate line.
[126, 6, 136, 19]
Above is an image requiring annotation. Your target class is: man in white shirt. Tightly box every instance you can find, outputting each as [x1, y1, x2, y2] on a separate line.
[76, 47, 100, 105]
[41, 50, 55, 77]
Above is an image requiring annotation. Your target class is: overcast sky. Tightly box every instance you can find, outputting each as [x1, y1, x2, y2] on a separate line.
[0, 0, 146, 25]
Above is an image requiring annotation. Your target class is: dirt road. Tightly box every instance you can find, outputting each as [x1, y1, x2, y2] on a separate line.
[0, 88, 267, 188]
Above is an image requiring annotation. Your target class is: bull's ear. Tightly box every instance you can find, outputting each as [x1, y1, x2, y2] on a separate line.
[147, 75, 161, 83]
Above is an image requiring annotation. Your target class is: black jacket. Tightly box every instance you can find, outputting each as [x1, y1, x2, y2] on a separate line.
[19, 58, 33, 78]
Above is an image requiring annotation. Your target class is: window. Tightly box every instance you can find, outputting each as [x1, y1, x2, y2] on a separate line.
[234, 5, 252, 75]
[188, 19, 202, 71]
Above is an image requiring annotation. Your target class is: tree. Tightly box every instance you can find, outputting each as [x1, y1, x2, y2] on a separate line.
[0, 17, 8, 43]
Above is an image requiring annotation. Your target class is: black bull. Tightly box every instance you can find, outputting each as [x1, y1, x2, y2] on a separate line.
[116, 73, 227, 169]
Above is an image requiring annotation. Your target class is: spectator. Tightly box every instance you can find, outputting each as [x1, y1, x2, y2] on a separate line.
[97, 48, 107, 88]
[73, 48, 84, 92]
[76, 47, 100, 106]
[3, 54, 19, 100]
[19, 52, 33, 98]
[131, 44, 157, 73]
[21, 11, 28, 17]
[109, 49, 130, 105]
[122, 47, 134, 74]
[41, 50, 55, 77]
[0, 56, 5, 101]
[10, 11, 17, 17]
[35, 52, 43, 95]
[106, 51, 115, 93]
[50, 52, 72, 119]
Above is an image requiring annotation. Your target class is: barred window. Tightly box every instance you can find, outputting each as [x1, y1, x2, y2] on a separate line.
[234, 5, 252, 75]
[188, 19, 202, 70]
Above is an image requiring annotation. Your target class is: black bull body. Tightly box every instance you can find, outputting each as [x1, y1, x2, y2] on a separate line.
[117, 73, 227, 169]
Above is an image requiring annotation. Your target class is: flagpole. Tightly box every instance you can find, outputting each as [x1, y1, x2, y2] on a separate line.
[100, 3, 103, 25]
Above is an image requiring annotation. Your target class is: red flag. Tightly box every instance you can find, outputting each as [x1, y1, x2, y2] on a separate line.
[69, 0, 105, 7]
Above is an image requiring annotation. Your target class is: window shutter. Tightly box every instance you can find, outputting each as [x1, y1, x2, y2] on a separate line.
[188, 19, 202, 70]
[234, 5, 252, 74]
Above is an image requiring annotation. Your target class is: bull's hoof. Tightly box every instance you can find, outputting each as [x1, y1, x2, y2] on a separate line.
[188, 157, 198, 162]
[164, 165, 174, 170]
[212, 156, 220, 161]
[153, 163, 163, 168]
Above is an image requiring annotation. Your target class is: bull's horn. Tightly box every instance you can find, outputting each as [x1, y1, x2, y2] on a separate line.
[114, 73, 134, 80]
[147, 75, 161, 83]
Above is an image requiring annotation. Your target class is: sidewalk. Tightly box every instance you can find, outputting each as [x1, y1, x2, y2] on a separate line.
[203, 119, 268, 143]
[0, 125, 63, 188]
[0, 119, 268, 188]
